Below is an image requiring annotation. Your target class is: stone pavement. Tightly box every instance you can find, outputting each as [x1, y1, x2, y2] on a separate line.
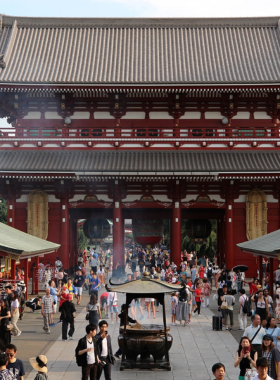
[25, 289, 240, 380]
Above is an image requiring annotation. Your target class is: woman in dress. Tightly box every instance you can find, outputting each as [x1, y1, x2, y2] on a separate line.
[261, 334, 280, 379]
[202, 278, 211, 308]
[0, 299, 11, 351]
[234, 336, 257, 380]
[97, 265, 105, 286]
[176, 283, 192, 326]
[86, 294, 101, 326]
[252, 289, 270, 327]
[11, 291, 21, 337]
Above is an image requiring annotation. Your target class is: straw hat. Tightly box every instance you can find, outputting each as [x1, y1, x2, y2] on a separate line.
[29, 356, 48, 373]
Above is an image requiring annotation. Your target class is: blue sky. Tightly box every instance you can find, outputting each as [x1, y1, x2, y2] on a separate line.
[1, 0, 280, 18]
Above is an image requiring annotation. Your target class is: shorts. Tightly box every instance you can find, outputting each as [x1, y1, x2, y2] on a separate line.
[171, 307, 177, 314]
[76, 287, 83, 296]
[110, 306, 118, 314]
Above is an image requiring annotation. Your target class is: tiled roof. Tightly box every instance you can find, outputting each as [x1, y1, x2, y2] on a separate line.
[237, 229, 280, 258]
[0, 150, 279, 173]
[0, 15, 280, 85]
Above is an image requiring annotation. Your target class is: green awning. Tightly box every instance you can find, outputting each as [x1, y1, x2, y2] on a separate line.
[237, 229, 280, 259]
[0, 222, 60, 260]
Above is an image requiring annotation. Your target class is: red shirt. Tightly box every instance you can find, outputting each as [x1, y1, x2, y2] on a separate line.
[195, 288, 202, 302]
[199, 267, 204, 279]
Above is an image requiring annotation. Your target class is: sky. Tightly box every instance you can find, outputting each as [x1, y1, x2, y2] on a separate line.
[0, 0, 280, 18]
[0, 0, 279, 129]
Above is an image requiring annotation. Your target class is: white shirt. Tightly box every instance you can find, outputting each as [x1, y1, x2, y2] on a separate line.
[11, 299, 19, 310]
[108, 292, 118, 307]
[252, 375, 273, 380]
[101, 337, 108, 357]
[87, 339, 95, 364]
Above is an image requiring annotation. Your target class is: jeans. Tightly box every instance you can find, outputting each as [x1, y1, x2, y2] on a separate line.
[96, 356, 111, 380]
[62, 319, 75, 339]
[82, 364, 97, 380]
[194, 301, 201, 315]
[237, 281, 242, 293]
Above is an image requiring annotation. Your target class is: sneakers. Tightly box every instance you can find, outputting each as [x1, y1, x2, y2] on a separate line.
[69, 336, 74, 340]
[139, 315, 144, 320]
[229, 327, 233, 331]
[58, 320, 63, 324]
[46, 330, 50, 334]
[49, 323, 55, 327]
[225, 328, 229, 331]
[197, 314, 201, 317]
[171, 322, 176, 326]
[238, 328, 243, 331]
[62, 339, 67, 341]
[17, 331, 21, 337]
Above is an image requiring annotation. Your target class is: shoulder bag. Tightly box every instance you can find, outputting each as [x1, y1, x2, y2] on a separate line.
[220, 298, 228, 310]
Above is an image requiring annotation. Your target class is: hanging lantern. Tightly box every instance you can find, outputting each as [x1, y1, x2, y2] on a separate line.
[83, 219, 111, 243]
[132, 219, 163, 246]
[185, 219, 212, 240]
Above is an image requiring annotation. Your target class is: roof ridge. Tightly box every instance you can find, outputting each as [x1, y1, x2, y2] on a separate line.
[1, 15, 280, 29]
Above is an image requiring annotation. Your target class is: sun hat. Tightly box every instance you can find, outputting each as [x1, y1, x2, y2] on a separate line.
[29, 355, 48, 373]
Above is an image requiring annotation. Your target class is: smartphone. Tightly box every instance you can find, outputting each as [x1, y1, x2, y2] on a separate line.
[243, 347, 249, 354]
[105, 331, 108, 334]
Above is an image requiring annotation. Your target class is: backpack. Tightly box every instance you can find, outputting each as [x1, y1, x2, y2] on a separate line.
[242, 295, 250, 314]
[207, 268, 212, 277]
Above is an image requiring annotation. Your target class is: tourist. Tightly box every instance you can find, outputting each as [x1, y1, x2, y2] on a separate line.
[206, 264, 213, 286]
[236, 270, 243, 293]
[48, 280, 60, 325]
[41, 287, 55, 334]
[265, 316, 280, 348]
[165, 266, 174, 284]
[115, 261, 122, 283]
[0, 352, 16, 380]
[191, 265, 196, 283]
[193, 282, 203, 317]
[243, 314, 266, 358]
[65, 278, 77, 301]
[5, 344, 25, 380]
[60, 294, 76, 341]
[76, 324, 99, 380]
[29, 355, 48, 380]
[198, 263, 204, 279]
[108, 292, 118, 324]
[97, 265, 105, 287]
[171, 292, 178, 325]
[114, 305, 137, 359]
[55, 257, 63, 272]
[238, 289, 248, 331]
[254, 357, 273, 380]
[176, 283, 191, 326]
[96, 320, 114, 380]
[212, 362, 225, 380]
[0, 299, 11, 351]
[90, 273, 101, 299]
[25, 296, 42, 313]
[74, 269, 86, 305]
[222, 287, 235, 331]
[4, 284, 13, 308]
[145, 298, 156, 319]
[10, 292, 21, 337]
[86, 295, 101, 326]
[261, 334, 280, 379]
[202, 278, 211, 307]
[234, 336, 257, 379]
[252, 289, 269, 327]
[16, 282, 26, 321]
[89, 255, 98, 274]
[264, 289, 274, 316]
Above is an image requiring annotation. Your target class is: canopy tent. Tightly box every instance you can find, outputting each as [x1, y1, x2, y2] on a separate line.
[0, 222, 60, 260]
[237, 229, 280, 259]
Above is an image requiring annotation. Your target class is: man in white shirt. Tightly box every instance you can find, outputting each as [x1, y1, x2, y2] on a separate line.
[243, 314, 266, 358]
[252, 357, 273, 380]
[76, 324, 99, 380]
[96, 321, 113, 380]
[107, 292, 118, 324]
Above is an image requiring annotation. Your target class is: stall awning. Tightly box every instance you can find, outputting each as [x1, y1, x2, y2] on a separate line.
[0, 222, 60, 260]
[237, 229, 280, 259]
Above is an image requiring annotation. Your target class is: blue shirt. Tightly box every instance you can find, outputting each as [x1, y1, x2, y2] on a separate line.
[265, 327, 280, 346]
[50, 287, 58, 303]
[91, 278, 101, 292]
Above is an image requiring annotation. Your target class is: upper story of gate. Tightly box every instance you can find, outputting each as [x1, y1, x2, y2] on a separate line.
[0, 15, 280, 150]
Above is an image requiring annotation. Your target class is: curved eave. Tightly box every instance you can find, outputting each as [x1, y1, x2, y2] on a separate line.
[106, 278, 182, 294]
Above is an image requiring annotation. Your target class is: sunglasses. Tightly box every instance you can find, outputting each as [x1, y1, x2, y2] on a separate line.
[6, 353, 15, 357]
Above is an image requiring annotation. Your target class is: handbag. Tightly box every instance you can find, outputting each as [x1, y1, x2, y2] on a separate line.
[5, 324, 13, 331]
[245, 368, 257, 380]
[221, 299, 228, 310]
[85, 313, 89, 320]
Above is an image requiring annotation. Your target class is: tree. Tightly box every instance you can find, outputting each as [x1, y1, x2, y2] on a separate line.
[0, 198, 7, 224]
[78, 228, 89, 252]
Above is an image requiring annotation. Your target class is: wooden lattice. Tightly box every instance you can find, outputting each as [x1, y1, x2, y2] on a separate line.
[246, 188, 267, 241]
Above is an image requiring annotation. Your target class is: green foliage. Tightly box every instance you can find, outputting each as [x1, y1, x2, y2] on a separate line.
[0, 198, 7, 224]
[78, 227, 89, 251]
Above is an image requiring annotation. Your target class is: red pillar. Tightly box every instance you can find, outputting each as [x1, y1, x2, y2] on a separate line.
[225, 184, 234, 270]
[269, 258, 275, 298]
[23, 259, 29, 300]
[171, 201, 181, 267]
[60, 195, 70, 271]
[11, 260, 16, 280]
[33, 256, 39, 294]
[113, 201, 124, 274]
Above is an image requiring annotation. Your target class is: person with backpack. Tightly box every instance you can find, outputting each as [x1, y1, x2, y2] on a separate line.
[238, 289, 249, 331]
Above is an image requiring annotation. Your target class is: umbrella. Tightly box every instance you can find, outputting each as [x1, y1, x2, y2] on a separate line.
[232, 265, 249, 272]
